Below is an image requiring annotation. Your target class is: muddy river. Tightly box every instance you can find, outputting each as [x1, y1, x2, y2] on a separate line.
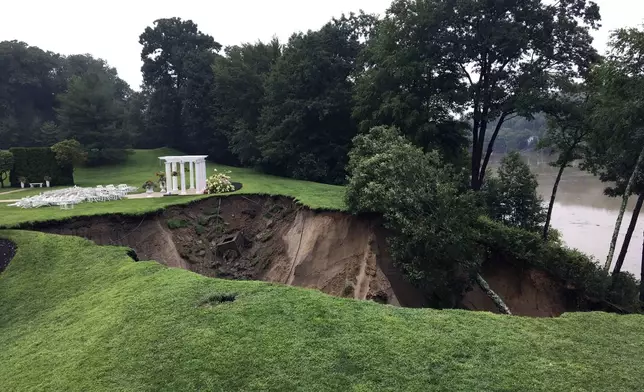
[497, 153, 643, 276]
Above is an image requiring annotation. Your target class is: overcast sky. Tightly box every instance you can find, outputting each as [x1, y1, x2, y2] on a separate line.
[2, 0, 642, 89]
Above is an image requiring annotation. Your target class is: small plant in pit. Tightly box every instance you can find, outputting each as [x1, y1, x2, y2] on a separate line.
[166, 219, 189, 229]
[205, 168, 235, 194]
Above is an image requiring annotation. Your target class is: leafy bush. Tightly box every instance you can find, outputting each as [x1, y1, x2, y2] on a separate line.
[9, 147, 74, 187]
[206, 169, 235, 194]
[85, 148, 131, 167]
[346, 126, 481, 307]
[476, 217, 640, 311]
[51, 139, 87, 168]
[482, 152, 546, 232]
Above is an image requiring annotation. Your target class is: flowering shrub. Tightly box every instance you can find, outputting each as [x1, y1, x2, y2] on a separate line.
[206, 169, 235, 194]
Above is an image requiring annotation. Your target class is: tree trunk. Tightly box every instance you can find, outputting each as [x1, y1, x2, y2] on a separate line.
[543, 162, 568, 240]
[475, 273, 512, 315]
[613, 193, 644, 275]
[605, 145, 644, 271]
[478, 113, 508, 187]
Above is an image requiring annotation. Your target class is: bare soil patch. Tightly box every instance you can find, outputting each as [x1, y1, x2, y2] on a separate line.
[27, 195, 617, 316]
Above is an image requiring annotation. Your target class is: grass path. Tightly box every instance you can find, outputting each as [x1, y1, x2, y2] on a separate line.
[1, 230, 643, 391]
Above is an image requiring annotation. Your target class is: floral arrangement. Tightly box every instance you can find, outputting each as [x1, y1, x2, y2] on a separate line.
[156, 171, 166, 181]
[44, 175, 52, 181]
[171, 171, 179, 177]
[205, 169, 235, 194]
[142, 180, 155, 190]
[18, 176, 27, 183]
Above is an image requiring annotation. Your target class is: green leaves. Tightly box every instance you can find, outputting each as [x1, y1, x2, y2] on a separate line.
[346, 126, 481, 307]
[483, 152, 546, 232]
[257, 21, 362, 184]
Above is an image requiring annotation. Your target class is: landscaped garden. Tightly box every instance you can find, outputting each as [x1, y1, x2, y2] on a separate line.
[0, 149, 345, 228]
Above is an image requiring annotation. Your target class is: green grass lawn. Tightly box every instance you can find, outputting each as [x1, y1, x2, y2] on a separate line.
[0, 230, 642, 391]
[0, 148, 346, 227]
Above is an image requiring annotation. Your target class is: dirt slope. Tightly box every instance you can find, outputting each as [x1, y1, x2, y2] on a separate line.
[34, 196, 426, 307]
[32, 195, 592, 316]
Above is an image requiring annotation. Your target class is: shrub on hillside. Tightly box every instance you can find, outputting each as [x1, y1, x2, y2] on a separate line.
[346, 126, 481, 307]
[476, 216, 641, 311]
[51, 139, 87, 168]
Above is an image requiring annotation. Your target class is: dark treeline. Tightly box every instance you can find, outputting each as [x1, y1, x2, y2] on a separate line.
[1, 8, 547, 183]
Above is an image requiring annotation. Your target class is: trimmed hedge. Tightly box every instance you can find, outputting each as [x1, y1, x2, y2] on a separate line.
[9, 148, 74, 187]
[476, 216, 641, 311]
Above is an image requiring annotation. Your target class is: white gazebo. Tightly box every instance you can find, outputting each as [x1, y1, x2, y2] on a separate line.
[159, 155, 208, 195]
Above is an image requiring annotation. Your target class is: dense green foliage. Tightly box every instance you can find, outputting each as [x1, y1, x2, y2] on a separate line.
[138, 18, 221, 155]
[210, 40, 281, 165]
[477, 217, 640, 311]
[346, 126, 481, 307]
[354, 0, 600, 189]
[51, 139, 88, 168]
[2, 230, 644, 391]
[0, 1, 604, 187]
[0, 150, 13, 187]
[255, 19, 365, 183]
[0, 43, 132, 151]
[483, 152, 546, 232]
[8, 147, 73, 187]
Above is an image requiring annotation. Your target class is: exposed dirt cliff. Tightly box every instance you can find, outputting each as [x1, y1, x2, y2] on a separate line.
[31, 195, 603, 316]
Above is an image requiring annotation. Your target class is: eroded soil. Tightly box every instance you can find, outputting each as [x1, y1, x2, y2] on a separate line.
[29, 195, 613, 316]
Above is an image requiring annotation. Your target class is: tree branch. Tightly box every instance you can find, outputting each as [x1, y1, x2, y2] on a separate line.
[479, 111, 511, 185]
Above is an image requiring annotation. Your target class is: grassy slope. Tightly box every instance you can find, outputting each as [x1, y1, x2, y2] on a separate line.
[0, 148, 345, 227]
[1, 230, 643, 392]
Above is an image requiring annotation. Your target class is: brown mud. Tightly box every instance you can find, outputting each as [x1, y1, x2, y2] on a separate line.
[29, 195, 611, 316]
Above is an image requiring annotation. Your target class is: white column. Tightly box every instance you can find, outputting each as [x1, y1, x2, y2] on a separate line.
[189, 161, 195, 190]
[164, 161, 171, 194]
[197, 160, 203, 193]
[172, 162, 178, 192]
[200, 160, 207, 193]
[180, 161, 187, 195]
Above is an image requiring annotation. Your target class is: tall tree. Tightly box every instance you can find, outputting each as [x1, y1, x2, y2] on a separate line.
[355, 0, 601, 188]
[211, 39, 281, 165]
[139, 18, 221, 153]
[540, 82, 593, 240]
[583, 27, 644, 272]
[0, 41, 61, 148]
[257, 17, 365, 183]
[56, 73, 129, 150]
[483, 152, 546, 232]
